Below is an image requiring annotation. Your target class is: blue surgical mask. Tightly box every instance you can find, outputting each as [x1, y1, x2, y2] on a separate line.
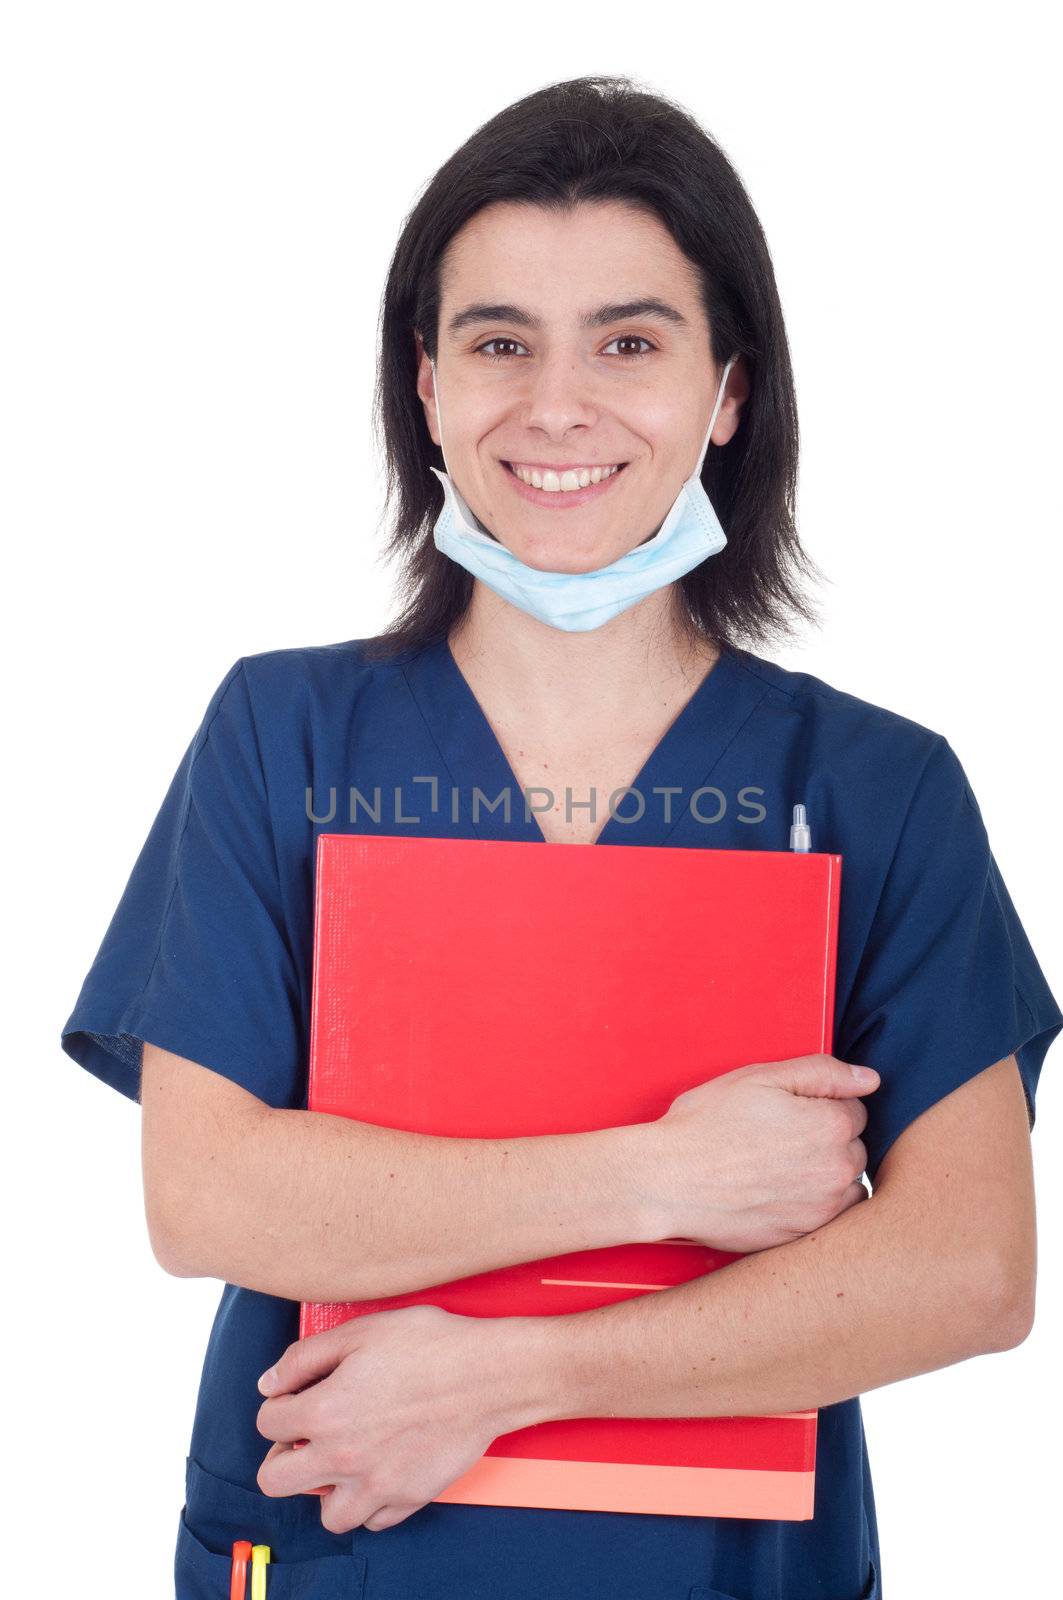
[427, 353, 738, 633]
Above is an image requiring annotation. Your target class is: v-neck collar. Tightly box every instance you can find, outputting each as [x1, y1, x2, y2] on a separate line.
[401, 634, 770, 848]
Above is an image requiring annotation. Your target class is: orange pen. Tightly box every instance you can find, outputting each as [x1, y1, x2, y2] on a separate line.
[229, 1539, 252, 1600]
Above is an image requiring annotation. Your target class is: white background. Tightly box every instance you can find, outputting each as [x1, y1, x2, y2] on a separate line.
[4, 3, 1060, 1594]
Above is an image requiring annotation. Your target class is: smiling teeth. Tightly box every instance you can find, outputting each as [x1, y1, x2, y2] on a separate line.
[511, 463, 622, 492]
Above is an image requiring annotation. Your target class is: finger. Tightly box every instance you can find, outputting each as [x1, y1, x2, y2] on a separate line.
[364, 1504, 401, 1532]
[839, 1179, 869, 1212]
[364, 1503, 426, 1531]
[257, 1439, 335, 1501]
[837, 1097, 870, 1139]
[318, 1484, 378, 1538]
[752, 1054, 880, 1101]
[258, 1325, 359, 1398]
[293, 1436, 335, 1496]
[259, 1439, 334, 1495]
[257, 1388, 327, 1444]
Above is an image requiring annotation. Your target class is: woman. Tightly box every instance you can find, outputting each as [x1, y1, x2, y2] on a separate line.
[62, 76, 1061, 1599]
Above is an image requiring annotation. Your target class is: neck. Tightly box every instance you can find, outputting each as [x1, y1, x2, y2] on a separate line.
[447, 581, 720, 730]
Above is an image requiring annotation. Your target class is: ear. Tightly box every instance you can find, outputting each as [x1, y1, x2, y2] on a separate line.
[712, 354, 751, 448]
[413, 330, 440, 448]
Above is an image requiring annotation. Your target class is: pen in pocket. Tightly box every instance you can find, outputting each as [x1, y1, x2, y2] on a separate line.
[229, 1540, 251, 1599]
[251, 1542, 271, 1597]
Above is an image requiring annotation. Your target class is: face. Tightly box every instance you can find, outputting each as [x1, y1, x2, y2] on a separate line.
[415, 200, 748, 573]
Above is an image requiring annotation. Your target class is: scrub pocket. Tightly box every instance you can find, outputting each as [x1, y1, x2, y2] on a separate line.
[175, 1454, 369, 1598]
[689, 1556, 880, 1600]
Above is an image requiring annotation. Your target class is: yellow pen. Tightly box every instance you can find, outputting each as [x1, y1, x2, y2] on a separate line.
[251, 1543, 271, 1598]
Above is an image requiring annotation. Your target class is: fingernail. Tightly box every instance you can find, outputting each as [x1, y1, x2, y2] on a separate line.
[258, 1367, 278, 1395]
[850, 1065, 878, 1082]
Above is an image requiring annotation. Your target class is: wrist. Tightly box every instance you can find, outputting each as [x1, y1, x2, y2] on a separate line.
[486, 1313, 595, 1431]
[610, 1119, 673, 1244]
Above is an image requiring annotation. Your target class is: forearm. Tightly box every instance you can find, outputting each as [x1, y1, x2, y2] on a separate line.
[504, 1188, 1020, 1429]
[180, 1104, 658, 1302]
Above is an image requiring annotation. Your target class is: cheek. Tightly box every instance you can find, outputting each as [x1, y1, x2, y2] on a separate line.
[636, 388, 702, 447]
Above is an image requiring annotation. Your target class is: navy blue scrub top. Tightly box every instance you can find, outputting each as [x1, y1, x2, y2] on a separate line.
[62, 635, 1062, 1600]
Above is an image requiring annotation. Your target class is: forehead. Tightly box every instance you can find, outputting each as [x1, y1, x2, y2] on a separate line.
[439, 200, 704, 320]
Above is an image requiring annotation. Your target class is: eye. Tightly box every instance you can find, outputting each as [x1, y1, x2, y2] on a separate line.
[474, 335, 658, 363]
[603, 335, 657, 361]
[476, 337, 529, 362]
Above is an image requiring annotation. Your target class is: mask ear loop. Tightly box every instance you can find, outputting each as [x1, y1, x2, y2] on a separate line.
[429, 358, 449, 475]
[693, 353, 739, 480]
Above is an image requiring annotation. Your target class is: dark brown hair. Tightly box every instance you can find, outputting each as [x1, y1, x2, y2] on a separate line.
[363, 73, 824, 662]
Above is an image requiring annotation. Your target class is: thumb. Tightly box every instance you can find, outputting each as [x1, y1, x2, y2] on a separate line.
[257, 1326, 354, 1397]
[747, 1053, 880, 1100]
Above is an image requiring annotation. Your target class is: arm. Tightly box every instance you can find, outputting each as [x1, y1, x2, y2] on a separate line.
[140, 1041, 656, 1301]
[505, 1057, 1036, 1428]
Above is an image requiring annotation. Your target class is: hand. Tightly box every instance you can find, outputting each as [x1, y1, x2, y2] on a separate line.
[255, 1304, 523, 1534]
[647, 1053, 879, 1253]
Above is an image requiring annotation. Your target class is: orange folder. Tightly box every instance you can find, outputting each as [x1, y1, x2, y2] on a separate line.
[299, 833, 841, 1519]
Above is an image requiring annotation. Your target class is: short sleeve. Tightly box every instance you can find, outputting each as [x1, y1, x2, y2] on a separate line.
[836, 736, 1063, 1189]
[60, 659, 305, 1108]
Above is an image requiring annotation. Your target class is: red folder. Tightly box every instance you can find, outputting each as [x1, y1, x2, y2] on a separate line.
[299, 834, 841, 1519]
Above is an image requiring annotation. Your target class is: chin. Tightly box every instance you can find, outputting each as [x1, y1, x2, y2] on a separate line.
[508, 535, 617, 574]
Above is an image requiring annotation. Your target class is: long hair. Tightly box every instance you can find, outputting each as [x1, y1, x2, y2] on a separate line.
[363, 74, 824, 663]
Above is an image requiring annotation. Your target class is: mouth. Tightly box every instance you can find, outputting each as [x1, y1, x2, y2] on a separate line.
[500, 459, 629, 509]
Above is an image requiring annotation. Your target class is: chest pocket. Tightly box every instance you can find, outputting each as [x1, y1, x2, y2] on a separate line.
[689, 1555, 879, 1600]
[176, 1454, 368, 1598]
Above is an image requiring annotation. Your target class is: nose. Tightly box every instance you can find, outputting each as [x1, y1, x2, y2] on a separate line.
[518, 351, 609, 441]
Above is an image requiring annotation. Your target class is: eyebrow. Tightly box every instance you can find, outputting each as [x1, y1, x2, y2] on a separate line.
[446, 297, 691, 337]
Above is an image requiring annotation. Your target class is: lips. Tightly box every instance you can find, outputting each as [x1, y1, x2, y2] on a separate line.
[500, 458, 628, 509]
[502, 461, 628, 477]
